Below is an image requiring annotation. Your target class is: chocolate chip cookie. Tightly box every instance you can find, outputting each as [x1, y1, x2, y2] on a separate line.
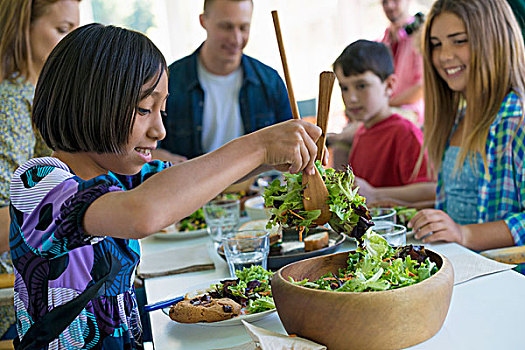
[169, 294, 242, 323]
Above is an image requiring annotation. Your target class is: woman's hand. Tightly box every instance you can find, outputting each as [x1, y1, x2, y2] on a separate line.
[254, 119, 322, 175]
[408, 209, 466, 244]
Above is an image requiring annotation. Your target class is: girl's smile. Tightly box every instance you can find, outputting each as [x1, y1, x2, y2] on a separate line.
[444, 65, 466, 77]
[126, 73, 168, 169]
[134, 147, 153, 162]
[430, 12, 470, 95]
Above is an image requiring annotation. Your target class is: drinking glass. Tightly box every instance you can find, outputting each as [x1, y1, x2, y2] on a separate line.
[222, 230, 269, 277]
[373, 222, 407, 247]
[203, 199, 240, 243]
[370, 207, 397, 225]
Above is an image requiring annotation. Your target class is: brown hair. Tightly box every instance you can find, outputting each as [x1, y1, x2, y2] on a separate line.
[333, 40, 394, 82]
[203, 0, 252, 14]
[0, 0, 81, 82]
[421, 0, 525, 173]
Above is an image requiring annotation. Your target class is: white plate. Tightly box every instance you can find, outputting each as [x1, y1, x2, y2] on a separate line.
[244, 196, 271, 220]
[161, 280, 276, 327]
[152, 224, 208, 240]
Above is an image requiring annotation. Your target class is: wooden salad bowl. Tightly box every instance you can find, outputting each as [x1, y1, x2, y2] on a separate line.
[271, 250, 454, 350]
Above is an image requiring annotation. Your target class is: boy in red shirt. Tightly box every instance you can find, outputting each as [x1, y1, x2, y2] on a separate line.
[333, 40, 435, 207]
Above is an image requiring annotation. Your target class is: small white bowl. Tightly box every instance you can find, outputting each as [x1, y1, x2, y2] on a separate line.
[244, 196, 271, 220]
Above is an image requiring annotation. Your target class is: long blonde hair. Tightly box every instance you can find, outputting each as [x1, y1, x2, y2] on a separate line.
[0, 0, 77, 82]
[421, 0, 525, 173]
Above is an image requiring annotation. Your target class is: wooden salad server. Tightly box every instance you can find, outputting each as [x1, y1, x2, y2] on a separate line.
[303, 72, 335, 224]
[271, 10, 332, 225]
[0, 273, 15, 289]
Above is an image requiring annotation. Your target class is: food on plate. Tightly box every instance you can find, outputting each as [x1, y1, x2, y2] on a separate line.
[168, 265, 275, 324]
[169, 296, 242, 323]
[239, 219, 282, 246]
[244, 196, 272, 220]
[177, 208, 206, 231]
[291, 230, 438, 292]
[239, 220, 329, 254]
[215, 189, 258, 212]
[160, 208, 206, 233]
[263, 161, 373, 241]
[394, 206, 417, 226]
[303, 231, 329, 252]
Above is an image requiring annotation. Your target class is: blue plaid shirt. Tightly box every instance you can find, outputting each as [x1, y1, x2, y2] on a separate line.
[436, 91, 525, 246]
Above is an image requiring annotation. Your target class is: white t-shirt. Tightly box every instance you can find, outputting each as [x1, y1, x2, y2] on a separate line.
[197, 60, 244, 153]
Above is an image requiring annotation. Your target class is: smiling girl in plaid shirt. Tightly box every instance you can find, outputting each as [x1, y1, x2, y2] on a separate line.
[409, 0, 525, 261]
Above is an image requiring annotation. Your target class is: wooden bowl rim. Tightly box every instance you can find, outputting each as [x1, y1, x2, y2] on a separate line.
[274, 248, 453, 295]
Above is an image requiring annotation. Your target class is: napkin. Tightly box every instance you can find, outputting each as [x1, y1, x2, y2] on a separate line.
[434, 243, 516, 285]
[137, 243, 215, 278]
[228, 320, 327, 350]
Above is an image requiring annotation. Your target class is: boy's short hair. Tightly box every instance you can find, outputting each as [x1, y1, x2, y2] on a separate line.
[33, 23, 167, 154]
[333, 39, 394, 81]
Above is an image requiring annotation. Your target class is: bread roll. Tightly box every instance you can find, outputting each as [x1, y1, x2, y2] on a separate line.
[239, 219, 282, 245]
[303, 231, 329, 252]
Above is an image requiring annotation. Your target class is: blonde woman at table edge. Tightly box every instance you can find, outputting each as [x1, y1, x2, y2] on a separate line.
[408, 0, 525, 259]
[0, 0, 80, 341]
[9, 24, 325, 349]
[0, 0, 81, 254]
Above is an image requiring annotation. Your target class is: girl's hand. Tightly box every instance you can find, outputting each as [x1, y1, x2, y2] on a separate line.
[255, 120, 322, 175]
[408, 209, 466, 245]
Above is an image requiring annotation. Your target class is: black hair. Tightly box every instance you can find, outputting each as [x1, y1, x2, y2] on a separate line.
[333, 39, 394, 81]
[33, 23, 167, 154]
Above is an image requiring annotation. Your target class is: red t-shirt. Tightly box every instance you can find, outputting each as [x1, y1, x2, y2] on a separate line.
[348, 114, 430, 187]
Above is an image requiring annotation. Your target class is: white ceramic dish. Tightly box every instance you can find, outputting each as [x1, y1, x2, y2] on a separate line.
[244, 196, 271, 220]
[161, 280, 276, 327]
[152, 224, 208, 240]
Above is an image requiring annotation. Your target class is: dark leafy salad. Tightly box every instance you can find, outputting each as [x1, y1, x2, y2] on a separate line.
[176, 208, 206, 231]
[291, 231, 438, 292]
[210, 265, 275, 314]
[262, 162, 373, 240]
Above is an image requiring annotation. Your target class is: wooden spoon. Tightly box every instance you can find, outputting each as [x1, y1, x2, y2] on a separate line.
[303, 72, 335, 224]
[271, 10, 331, 225]
[0, 273, 14, 289]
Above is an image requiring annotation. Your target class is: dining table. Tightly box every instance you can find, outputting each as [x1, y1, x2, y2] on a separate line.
[140, 228, 525, 350]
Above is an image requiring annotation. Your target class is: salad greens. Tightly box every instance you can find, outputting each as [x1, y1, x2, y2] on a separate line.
[394, 206, 418, 226]
[211, 265, 275, 314]
[177, 208, 206, 231]
[262, 162, 373, 239]
[291, 231, 438, 292]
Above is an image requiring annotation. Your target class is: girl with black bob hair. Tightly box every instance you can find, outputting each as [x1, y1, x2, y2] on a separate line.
[10, 23, 322, 349]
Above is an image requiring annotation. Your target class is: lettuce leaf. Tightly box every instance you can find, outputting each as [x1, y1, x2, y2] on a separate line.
[291, 232, 439, 292]
[263, 162, 373, 238]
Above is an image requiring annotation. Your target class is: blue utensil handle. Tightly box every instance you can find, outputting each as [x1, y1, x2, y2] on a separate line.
[144, 296, 184, 312]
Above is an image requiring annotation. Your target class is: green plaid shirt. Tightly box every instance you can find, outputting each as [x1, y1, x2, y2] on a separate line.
[436, 91, 525, 246]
